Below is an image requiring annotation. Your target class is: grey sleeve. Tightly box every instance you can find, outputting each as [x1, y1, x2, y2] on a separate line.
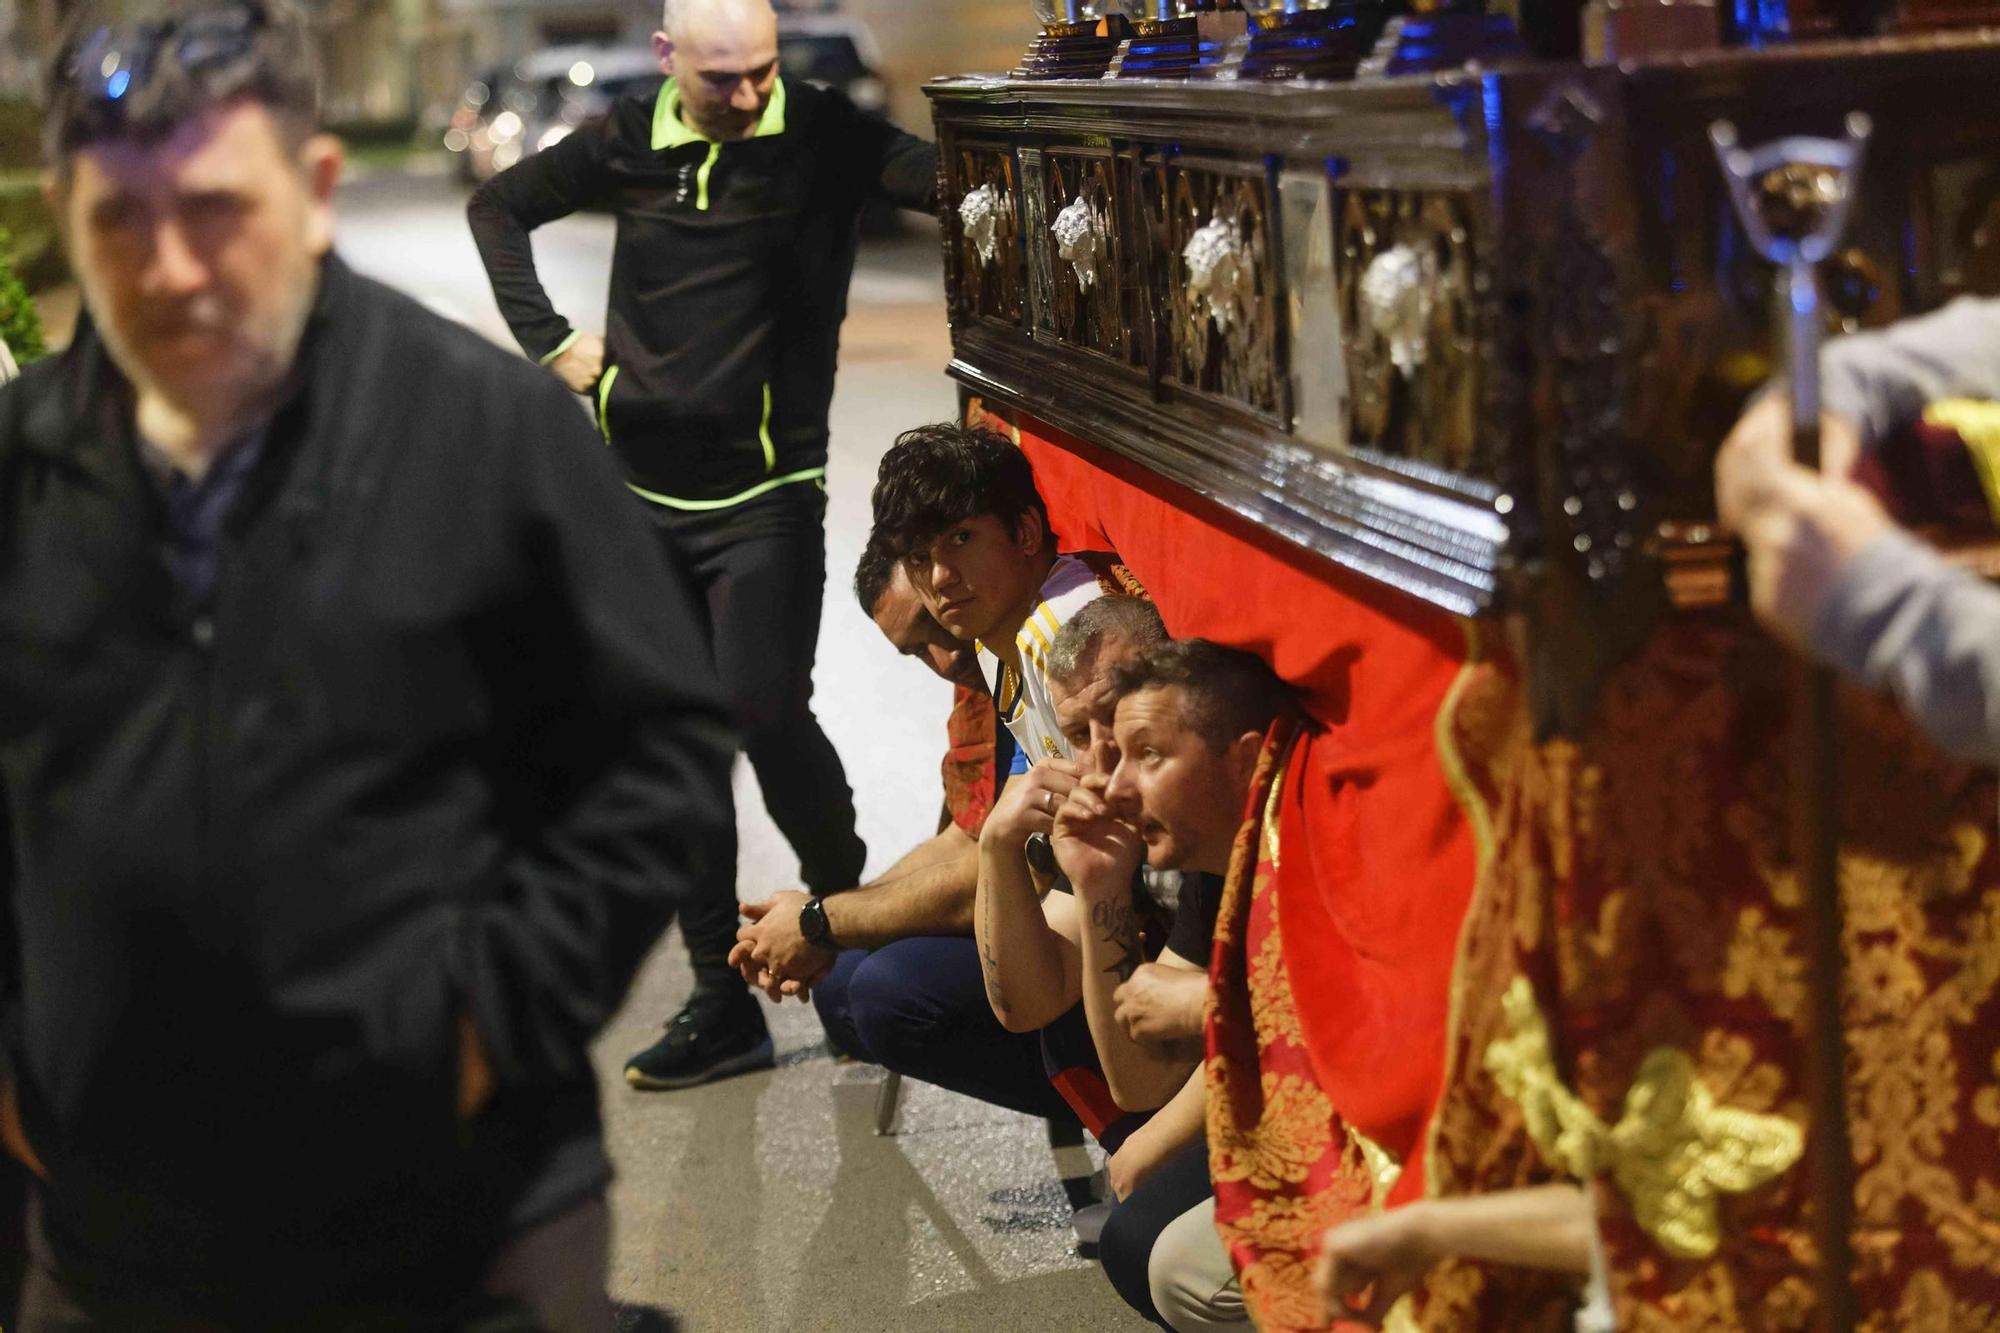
[1822, 297, 2000, 450]
[1810, 528, 2000, 764]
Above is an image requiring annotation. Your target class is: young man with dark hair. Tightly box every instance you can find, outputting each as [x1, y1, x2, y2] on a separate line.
[468, 0, 942, 1091]
[871, 422, 1140, 767]
[1, 2, 734, 1325]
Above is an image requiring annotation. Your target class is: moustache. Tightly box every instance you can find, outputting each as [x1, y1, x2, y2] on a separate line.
[136, 298, 231, 340]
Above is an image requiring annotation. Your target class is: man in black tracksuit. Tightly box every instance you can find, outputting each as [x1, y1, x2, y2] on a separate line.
[3, 3, 733, 1323]
[468, 0, 939, 1087]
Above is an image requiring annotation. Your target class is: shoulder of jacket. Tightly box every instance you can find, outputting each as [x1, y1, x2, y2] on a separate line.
[336, 270, 583, 432]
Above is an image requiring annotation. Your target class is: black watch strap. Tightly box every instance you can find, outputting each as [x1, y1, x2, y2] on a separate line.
[799, 894, 838, 950]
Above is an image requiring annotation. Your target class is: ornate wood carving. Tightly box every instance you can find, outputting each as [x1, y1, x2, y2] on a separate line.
[1166, 158, 1286, 421]
[1335, 187, 1485, 475]
[1043, 148, 1127, 363]
[945, 141, 1025, 329]
[927, 41, 2000, 730]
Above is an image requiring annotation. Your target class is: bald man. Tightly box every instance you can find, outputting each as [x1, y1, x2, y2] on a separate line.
[470, 0, 939, 1091]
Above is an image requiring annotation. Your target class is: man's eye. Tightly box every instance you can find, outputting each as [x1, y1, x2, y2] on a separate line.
[951, 530, 972, 546]
[89, 198, 143, 232]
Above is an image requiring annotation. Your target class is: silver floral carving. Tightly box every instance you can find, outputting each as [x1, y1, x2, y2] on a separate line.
[1358, 242, 1435, 377]
[959, 183, 1006, 268]
[1051, 193, 1107, 291]
[1182, 215, 1252, 335]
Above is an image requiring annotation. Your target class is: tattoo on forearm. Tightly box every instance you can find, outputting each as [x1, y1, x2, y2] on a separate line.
[1090, 899, 1142, 982]
[980, 880, 1006, 1011]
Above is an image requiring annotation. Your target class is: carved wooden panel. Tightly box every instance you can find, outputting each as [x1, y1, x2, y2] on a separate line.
[1335, 188, 1485, 474]
[1165, 158, 1286, 420]
[1042, 148, 1127, 364]
[946, 141, 1025, 328]
[1120, 145, 1172, 377]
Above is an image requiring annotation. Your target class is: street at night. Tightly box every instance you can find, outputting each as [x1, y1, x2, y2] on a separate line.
[333, 163, 1143, 1333]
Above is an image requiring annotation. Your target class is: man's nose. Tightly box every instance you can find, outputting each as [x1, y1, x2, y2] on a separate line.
[1105, 757, 1136, 808]
[143, 219, 209, 298]
[730, 78, 762, 111]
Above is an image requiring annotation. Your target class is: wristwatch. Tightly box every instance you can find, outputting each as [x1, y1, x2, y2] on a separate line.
[799, 894, 839, 951]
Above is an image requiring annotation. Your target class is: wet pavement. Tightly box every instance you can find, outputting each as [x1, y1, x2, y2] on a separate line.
[334, 165, 1149, 1333]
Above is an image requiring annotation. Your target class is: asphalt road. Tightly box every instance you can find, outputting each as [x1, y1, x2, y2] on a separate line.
[333, 164, 1148, 1333]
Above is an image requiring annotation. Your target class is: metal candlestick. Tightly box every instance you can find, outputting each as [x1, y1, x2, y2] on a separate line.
[1710, 110, 1871, 1333]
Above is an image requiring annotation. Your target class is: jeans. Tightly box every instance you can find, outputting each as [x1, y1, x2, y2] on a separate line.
[813, 938, 1081, 1124]
[1098, 1141, 1215, 1329]
[650, 481, 866, 989]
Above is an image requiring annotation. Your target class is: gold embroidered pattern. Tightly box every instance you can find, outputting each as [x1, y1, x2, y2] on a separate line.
[1485, 975, 1805, 1260]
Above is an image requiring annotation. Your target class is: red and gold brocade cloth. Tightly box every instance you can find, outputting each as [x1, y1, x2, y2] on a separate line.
[942, 682, 996, 838]
[1204, 717, 1387, 1333]
[1424, 611, 2000, 1330]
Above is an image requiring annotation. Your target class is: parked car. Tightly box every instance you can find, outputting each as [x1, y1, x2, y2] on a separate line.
[444, 45, 659, 183]
[444, 17, 891, 185]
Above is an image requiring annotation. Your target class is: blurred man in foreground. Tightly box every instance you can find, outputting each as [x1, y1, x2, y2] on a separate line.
[0, 2, 732, 1325]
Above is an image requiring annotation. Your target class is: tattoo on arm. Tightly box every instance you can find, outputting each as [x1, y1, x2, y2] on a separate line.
[981, 876, 1006, 1011]
[1090, 899, 1142, 982]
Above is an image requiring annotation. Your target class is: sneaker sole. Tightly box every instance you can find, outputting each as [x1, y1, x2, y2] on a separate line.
[623, 1036, 776, 1091]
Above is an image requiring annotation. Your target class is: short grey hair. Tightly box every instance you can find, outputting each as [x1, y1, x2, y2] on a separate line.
[1047, 596, 1166, 688]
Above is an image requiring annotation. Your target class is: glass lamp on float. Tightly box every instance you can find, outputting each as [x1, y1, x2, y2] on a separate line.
[1016, 0, 1132, 77]
[1107, 0, 1225, 76]
[1215, 0, 1366, 80]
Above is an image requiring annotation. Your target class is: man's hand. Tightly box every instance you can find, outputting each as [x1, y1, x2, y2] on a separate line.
[982, 758, 1081, 853]
[1051, 773, 1144, 896]
[731, 891, 834, 999]
[1715, 398, 1890, 647]
[1107, 1121, 1173, 1202]
[1112, 962, 1208, 1046]
[548, 333, 606, 395]
[1313, 1204, 1443, 1328]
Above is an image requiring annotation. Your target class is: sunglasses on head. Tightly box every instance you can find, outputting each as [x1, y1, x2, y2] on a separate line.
[62, 2, 266, 105]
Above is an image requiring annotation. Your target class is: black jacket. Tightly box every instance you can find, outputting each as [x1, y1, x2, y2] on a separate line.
[467, 76, 938, 508]
[0, 257, 735, 1312]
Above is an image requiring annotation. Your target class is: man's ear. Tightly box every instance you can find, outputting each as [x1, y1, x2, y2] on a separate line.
[1225, 729, 1265, 793]
[38, 170, 67, 247]
[1012, 508, 1047, 557]
[651, 30, 676, 76]
[299, 133, 343, 257]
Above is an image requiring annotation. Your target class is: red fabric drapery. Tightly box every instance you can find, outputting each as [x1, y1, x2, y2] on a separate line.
[1005, 410, 1482, 1223]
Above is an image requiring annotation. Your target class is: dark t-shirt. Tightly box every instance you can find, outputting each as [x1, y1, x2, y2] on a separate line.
[1163, 871, 1225, 968]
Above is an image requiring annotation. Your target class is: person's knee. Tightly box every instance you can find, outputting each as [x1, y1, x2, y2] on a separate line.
[845, 947, 936, 1070]
[1147, 1200, 1247, 1332]
[811, 951, 866, 1056]
[1097, 1199, 1163, 1321]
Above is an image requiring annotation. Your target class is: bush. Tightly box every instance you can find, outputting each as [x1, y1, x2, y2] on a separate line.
[0, 227, 47, 365]
[0, 99, 41, 174]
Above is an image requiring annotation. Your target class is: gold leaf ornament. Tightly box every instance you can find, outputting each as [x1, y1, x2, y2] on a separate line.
[1485, 976, 1806, 1259]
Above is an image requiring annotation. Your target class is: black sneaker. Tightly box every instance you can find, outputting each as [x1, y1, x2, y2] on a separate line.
[623, 990, 774, 1091]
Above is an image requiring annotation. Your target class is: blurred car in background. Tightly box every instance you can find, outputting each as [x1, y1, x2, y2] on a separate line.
[445, 17, 890, 185]
[444, 45, 659, 183]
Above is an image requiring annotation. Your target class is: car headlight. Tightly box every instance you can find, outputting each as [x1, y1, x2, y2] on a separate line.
[491, 110, 523, 140]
